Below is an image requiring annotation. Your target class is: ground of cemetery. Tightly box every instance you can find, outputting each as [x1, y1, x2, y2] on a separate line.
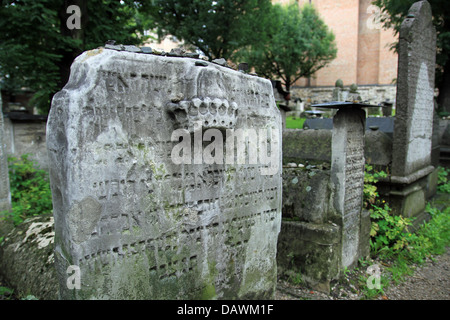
[276, 191, 450, 301]
[1, 246, 448, 300]
[1, 192, 449, 301]
[2, 220, 449, 301]
[276, 246, 449, 300]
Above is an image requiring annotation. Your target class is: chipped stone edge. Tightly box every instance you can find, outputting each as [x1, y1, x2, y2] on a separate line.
[101, 44, 256, 74]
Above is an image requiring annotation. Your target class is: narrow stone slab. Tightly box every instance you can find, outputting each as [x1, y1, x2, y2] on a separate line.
[330, 107, 367, 268]
[0, 93, 11, 212]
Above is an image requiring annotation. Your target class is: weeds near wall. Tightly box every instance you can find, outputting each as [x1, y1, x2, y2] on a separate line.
[359, 165, 450, 298]
[363, 165, 387, 208]
[365, 165, 450, 262]
[0, 154, 52, 225]
[363, 165, 409, 256]
[370, 203, 414, 254]
[437, 167, 449, 193]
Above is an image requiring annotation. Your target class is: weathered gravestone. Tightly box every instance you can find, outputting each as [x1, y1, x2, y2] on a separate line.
[392, 0, 436, 179]
[316, 102, 372, 268]
[332, 79, 347, 102]
[0, 93, 11, 212]
[47, 48, 282, 299]
[330, 106, 368, 268]
[388, 0, 437, 219]
[277, 102, 372, 292]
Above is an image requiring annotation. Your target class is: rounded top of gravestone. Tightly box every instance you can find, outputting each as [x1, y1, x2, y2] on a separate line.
[349, 83, 358, 93]
[335, 79, 344, 88]
[401, 0, 434, 41]
[212, 58, 228, 67]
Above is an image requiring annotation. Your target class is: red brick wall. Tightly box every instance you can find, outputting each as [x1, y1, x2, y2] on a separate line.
[273, 0, 398, 88]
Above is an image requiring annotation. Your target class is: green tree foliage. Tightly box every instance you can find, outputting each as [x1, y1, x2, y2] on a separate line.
[0, 155, 52, 225]
[372, 0, 450, 114]
[235, 3, 337, 93]
[0, 0, 151, 114]
[143, 0, 273, 61]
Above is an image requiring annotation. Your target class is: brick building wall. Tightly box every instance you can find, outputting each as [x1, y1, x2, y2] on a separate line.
[274, 0, 398, 90]
[142, 0, 399, 104]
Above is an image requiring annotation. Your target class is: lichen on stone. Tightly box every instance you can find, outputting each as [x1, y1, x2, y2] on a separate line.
[18, 217, 54, 251]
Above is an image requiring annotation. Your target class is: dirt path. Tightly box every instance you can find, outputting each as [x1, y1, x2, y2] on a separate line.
[276, 247, 450, 300]
[382, 248, 450, 300]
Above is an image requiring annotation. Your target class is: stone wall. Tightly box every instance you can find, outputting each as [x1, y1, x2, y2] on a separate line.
[277, 165, 340, 292]
[2, 113, 48, 170]
[291, 84, 397, 107]
[278, 103, 373, 291]
[283, 128, 393, 168]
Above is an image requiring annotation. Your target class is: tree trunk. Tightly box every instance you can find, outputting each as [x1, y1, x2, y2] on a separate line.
[57, 1, 88, 92]
[284, 80, 291, 107]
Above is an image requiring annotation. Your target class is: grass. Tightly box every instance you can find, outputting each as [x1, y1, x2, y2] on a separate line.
[357, 166, 450, 299]
[287, 166, 450, 299]
[338, 200, 450, 300]
[0, 154, 53, 226]
[285, 116, 306, 129]
[0, 286, 14, 299]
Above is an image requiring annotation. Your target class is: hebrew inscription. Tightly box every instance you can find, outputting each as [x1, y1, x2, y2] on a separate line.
[330, 108, 366, 268]
[47, 48, 282, 299]
[392, 0, 436, 176]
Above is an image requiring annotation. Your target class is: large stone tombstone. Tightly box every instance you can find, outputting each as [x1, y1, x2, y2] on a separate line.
[47, 48, 282, 300]
[386, 1, 437, 221]
[0, 93, 11, 212]
[392, 0, 436, 178]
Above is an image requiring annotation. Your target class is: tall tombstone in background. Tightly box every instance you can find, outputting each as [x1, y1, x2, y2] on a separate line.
[392, 0, 436, 179]
[0, 93, 11, 212]
[47, 48, 282, 299]
[390, 0, 437, 219]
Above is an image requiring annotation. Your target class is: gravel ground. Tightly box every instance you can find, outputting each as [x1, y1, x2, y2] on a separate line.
[275, 247, 450, 300]
[382, 248, 450, 300]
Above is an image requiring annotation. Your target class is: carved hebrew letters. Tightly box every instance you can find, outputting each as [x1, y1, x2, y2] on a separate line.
[47, 49, 282, 299]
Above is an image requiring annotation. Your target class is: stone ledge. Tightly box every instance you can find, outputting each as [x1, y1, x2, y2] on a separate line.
[277, 220, 341, 293]
[381, 165, 435, 185]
